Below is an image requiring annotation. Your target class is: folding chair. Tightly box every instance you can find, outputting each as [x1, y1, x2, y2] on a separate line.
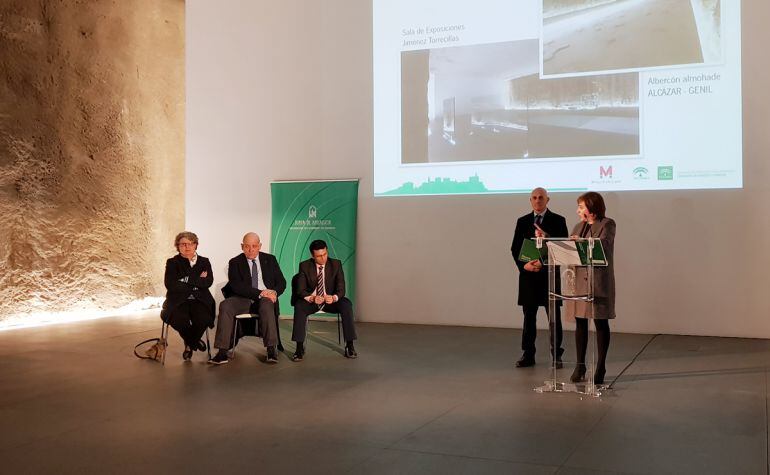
[317, 310, 342, 345]
[290, 274, 342, 345]
[159, 320, 212, 365]
[221, 283, 285, 358]
[229, 312, 259, 359]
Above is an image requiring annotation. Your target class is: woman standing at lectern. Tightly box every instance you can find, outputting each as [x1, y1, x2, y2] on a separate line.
[161, 231, 215, 360]
[565, 192, 616, 385]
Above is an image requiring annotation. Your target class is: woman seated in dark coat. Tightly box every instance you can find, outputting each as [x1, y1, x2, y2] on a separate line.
[162, 231, 215, 360]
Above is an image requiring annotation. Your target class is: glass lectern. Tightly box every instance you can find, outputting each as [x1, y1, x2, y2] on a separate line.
[532, 237, 607, 397]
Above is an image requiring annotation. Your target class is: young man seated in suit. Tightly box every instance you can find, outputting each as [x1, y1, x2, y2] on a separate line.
[291, 239, 358, 361]
[209, 232, 286, 365]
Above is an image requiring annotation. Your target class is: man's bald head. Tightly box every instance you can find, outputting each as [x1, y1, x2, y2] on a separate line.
[529, 187, 549, 214]
[243, 232, 261, 245]
[241, 232, 262, 259]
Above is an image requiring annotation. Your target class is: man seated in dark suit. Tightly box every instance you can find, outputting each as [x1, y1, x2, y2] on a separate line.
[510, 187, 568, 368]
[291, 239, 358, 361]
[209, 232, 286, 365]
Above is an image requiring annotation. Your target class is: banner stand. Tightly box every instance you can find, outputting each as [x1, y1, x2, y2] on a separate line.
[270, 180, 359, 319]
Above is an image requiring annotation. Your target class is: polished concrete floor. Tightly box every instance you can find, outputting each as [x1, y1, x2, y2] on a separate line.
[0, 311, 768, 474]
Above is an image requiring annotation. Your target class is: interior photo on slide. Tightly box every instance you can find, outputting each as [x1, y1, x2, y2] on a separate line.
[401, 39, 639, 164]
[542, 0, 722, 75]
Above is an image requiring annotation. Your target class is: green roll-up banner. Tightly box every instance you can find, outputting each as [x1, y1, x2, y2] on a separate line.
[270, 180, 359, 317]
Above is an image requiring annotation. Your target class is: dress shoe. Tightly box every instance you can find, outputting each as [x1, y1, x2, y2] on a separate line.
[292, 342, 305, 362]
[594, 367, 606, 385]
[515, 355, 535, 368]
[208, 350, 230, 365]
[344, 342, 358, 359]
[195, 340, 207, 352]
[182, 346, 193, 361]
[266, 347, 278, 364]
[570, 364, 587, 382]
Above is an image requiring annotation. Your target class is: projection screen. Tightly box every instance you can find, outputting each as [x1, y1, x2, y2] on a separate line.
[373, 0, 741, 196]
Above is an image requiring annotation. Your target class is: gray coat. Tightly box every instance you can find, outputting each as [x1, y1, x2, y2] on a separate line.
[564, 217, 616, 320]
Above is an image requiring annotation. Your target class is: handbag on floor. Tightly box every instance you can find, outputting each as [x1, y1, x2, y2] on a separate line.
[133, 336, 167, 362]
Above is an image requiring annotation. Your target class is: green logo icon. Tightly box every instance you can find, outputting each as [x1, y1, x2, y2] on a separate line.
[633, 167, 649, 179]
[657, 166, 674, 180]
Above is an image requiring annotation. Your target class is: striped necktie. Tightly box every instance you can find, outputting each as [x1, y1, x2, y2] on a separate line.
[316, 265, 325, 310]
[316, 265, 325, 296]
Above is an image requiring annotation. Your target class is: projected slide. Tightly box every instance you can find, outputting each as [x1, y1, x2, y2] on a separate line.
[542, 0, 723, 76]
[402, 40, 640, 164]
[373, 0, 742, 196]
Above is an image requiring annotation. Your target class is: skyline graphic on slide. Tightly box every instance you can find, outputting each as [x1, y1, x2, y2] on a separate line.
[380, 175, 588, 196]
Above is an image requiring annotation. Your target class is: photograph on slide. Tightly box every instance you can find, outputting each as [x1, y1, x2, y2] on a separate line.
[401, 39, 640, 165]
[541, 0, 722, 77]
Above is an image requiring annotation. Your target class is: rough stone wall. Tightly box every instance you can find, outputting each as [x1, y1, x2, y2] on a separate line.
[0, 0, 185, 319]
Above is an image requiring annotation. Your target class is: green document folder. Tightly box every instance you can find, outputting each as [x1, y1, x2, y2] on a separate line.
[575, 240, 608, 266]
[518, 238, 546, 263]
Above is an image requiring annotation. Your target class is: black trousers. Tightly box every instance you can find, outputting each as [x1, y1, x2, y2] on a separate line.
[292, 297, 357, 344]
[166, 299, 209, 348]
[574, 318, 610, 371]
[521, 304, 563, 359]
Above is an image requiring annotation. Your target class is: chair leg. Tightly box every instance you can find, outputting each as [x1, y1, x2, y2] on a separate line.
[161, 322, 169, 366]
[230, 320, 238, 359]
[275, 312, 284, 352]
[204, 328, 212, 361]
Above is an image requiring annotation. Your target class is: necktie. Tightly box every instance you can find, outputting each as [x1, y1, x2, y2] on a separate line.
[251, 259, 259, 289]
[316, 265, 325, 296]
[534, 214, 543, 226]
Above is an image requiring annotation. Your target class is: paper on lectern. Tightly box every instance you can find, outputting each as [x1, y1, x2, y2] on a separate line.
[546, 241, 582, 266]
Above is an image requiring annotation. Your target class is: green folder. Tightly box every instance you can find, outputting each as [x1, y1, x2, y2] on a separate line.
[575, 240, 608, 266]
[518, 238, 546, 263]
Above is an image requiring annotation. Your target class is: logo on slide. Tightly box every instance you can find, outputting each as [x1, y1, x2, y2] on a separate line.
[308, 205, 317, 219]
[633, 167, 649, 179]
[593, 165, 621, 185]
[657, 166, 674, 180]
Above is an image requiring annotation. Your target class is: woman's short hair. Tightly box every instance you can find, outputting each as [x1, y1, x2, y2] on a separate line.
[174, 231, 199, 249]
[577, 192, 606, 219]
